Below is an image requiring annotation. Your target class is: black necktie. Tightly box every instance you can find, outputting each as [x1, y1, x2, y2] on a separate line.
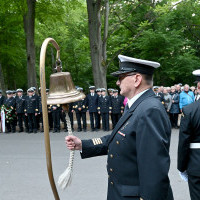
[124, 104, 129, 114]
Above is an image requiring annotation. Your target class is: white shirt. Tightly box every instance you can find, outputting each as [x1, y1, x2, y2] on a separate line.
[127, 89, 149, 108]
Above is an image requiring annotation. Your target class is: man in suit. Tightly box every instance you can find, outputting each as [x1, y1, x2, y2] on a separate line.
[178, 69, 200, 200]
[86, 86, 99, 131]
[65, 55, 174, 200]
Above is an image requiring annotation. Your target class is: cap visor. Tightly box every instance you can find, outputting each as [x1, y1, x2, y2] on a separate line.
[111, 71, 130, 77]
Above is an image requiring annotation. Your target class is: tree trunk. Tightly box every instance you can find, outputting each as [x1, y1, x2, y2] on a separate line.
[0, 63, 7, 95]
[86, 0, 107, 89]
[102, 0, 109, 62]
[23, 0, 37, 88]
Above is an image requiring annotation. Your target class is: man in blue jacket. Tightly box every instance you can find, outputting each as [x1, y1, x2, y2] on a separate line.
[179, 84, 194, 112]
[65, 55, 174, 200]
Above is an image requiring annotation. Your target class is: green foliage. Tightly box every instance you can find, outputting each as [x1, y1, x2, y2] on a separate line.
[0, 0, 200, 92]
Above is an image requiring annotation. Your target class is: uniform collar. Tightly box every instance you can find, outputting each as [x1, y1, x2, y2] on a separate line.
[127, 89, 149, 108]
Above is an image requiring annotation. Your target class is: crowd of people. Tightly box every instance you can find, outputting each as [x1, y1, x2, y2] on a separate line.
[0, 86, 125, 133]
[0, 83, 199, 134]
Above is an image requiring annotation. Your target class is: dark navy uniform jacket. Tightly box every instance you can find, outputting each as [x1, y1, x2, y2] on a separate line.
[0, 95, 6, 107]
[86, 93, 98, 112]
[38, 95, 42, 113]
[97, 96, 112, 113]
[73, 98, 87, 112]
[16, 96, 26, 113]
[111, 95, 124, 114]
[4, 97, 16, 110]
[178, 100, 200, 176]
[24, 96, 38, 114]
[81, 89, 173, 200]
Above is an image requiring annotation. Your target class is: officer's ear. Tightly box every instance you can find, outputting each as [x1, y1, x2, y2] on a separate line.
[134, 74, 142, 88]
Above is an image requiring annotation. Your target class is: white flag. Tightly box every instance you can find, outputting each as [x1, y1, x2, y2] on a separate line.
[1, 110, 5, 133]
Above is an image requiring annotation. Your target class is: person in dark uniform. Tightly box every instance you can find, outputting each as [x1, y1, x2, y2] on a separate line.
[0, 90, 6, 107]
[16, 89, 26, 132]
[65, 54, 174, 200]
[46, 89, 53, 131]
[108, 88, 114, 97]
[31, 87, 40, 130]
[97, 88, 112, 131]
[38, 88, 43, 132]
[96, 88, 102, 130]
[111, 89, 124, 129]
[86, 86, 99, 131]
[4, 90, 16, 133]
[178, 69, 200, 200]
[108, 88, 114, 127]
[12, 90, 18, 127]
[154, 86, 164, 104]
[72, 88, 87, 132]
[51, 104, 61, 133]
[24, 88, 38, 133]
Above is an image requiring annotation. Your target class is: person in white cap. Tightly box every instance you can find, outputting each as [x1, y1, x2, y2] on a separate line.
[65, 55, 174, 200]
[178, 69, 200, 200]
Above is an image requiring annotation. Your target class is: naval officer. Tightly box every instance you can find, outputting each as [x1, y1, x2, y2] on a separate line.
[178, 70, 200, 200]
[65, 55, 174, 200]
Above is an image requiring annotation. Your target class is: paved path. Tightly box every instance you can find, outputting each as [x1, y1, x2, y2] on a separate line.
[0, 129, 190, 200]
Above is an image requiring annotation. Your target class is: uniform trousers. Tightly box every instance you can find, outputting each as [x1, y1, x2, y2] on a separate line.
[6, 121, 16, 132]
[96, 113, 101, 129]
[76, 111, 86, 131]
[112, 113, 122, 129]
[188, 175, 200, 200]
[24, 115, 29, 132]
[169, 113, 178, 128]
[37, 113, 43, 131]
[27, 113, 37, 131]
[89, 112, 98, 130]
[101, 113, 109, 131]
[17, 113, 25, 131]
[52, 110, 60, 131]
[48, 112, 53, 129]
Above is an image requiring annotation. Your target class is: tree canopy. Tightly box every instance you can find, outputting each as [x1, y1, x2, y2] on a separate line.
[0, 0, 200, 94]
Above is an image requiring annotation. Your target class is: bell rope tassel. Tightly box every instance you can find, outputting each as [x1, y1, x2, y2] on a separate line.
[58, 112, 75, 189]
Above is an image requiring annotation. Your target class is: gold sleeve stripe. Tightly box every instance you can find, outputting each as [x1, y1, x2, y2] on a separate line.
[92, 139, 97, 145]
[92, 138, 103, 145]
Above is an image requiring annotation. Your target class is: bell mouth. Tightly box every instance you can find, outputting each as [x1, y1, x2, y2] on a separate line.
[47, 90, 85, 105]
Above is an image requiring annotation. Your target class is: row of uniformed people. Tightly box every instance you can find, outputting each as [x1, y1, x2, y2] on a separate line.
[0, 86, 125, 133]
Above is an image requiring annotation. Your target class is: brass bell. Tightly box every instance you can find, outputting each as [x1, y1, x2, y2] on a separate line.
[47, 71, 85, 105]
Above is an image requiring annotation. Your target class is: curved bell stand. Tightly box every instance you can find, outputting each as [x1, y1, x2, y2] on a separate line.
[40, 37, 85, 200]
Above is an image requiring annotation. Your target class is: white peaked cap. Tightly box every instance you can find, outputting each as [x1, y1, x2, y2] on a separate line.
[118, 55, 160, 68]
[111, 54, 160, 77]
